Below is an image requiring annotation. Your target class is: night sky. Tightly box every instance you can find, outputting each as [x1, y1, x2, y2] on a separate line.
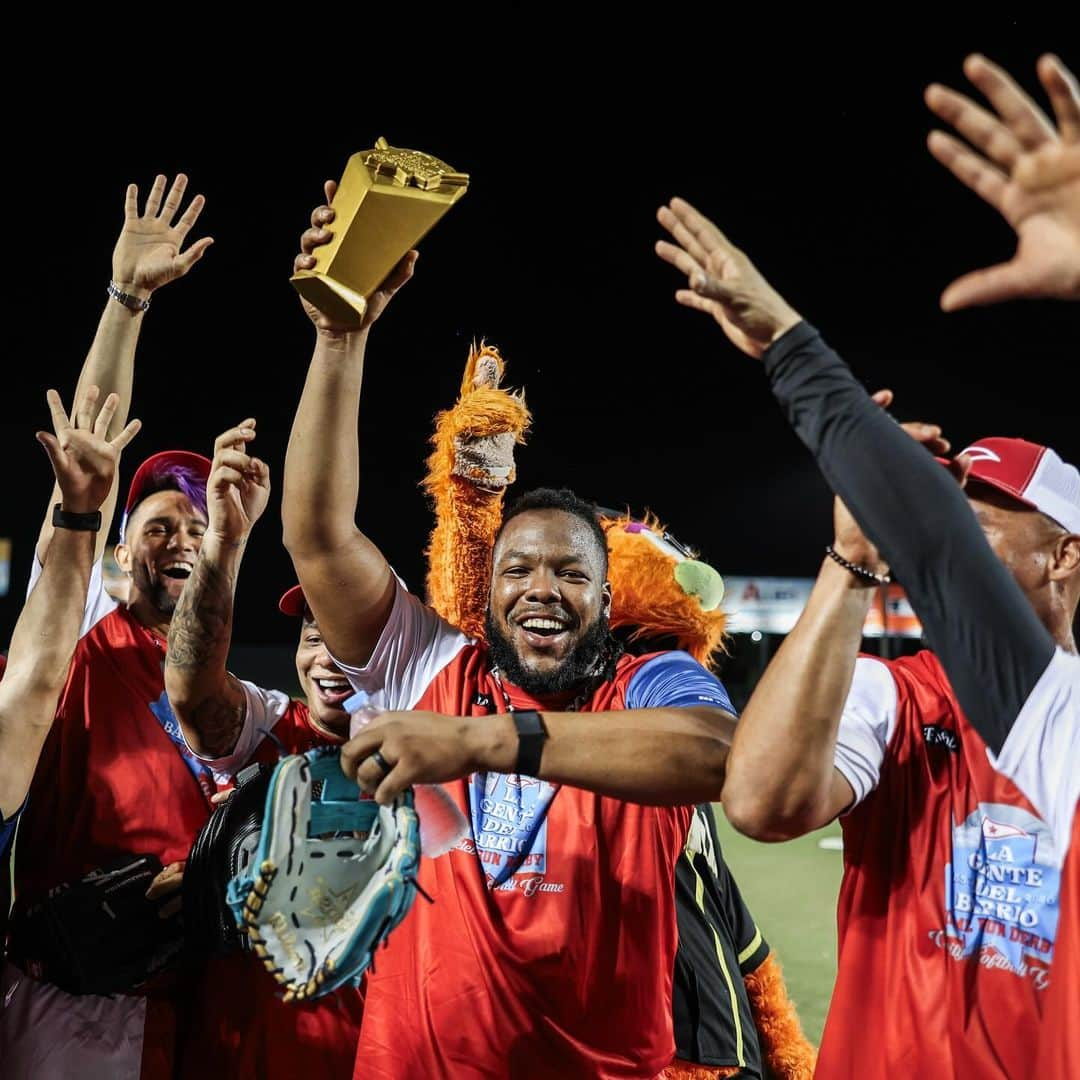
[2, 26, 1077, 660]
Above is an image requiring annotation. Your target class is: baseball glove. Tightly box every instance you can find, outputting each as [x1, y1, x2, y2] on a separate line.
[8, 853, 184, 995]
[183, 760, 275, 955]
[226, 746, 422, 1003]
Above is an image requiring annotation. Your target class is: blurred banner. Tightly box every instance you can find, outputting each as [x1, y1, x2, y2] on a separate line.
[0, 538, 10, 598]
[862, 585, 923, 638]
[723, 576, 923, 639]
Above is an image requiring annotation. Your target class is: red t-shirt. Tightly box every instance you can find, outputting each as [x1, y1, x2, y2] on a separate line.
[333, 581, 713, 1080]
[14, 606, 211, 907]
[819, 651, 1065, 1080]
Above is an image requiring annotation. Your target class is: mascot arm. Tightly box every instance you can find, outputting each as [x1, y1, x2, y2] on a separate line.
[422, 344, 529, 637]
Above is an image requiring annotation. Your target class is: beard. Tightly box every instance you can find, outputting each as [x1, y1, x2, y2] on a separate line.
[131, 565, 180, 616]
[485, 609, 613, 697]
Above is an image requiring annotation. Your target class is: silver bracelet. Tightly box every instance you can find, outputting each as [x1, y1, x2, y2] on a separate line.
[825, 544, 891, 585]
[107, 281, 151, 312]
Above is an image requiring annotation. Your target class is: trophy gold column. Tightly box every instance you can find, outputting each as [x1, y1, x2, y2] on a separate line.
[291, 138, 469, 324]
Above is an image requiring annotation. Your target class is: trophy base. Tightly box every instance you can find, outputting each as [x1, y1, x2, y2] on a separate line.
[290, 270, 369, 328]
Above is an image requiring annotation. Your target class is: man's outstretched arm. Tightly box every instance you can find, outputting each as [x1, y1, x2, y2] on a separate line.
[342, 702, 735, 807]
[656, 196, 1055, 756]
[36, 174, 211, 566]
[165, 421, 270, 757]
[1, 388, 141, 819]
[281, 179, 416, 669]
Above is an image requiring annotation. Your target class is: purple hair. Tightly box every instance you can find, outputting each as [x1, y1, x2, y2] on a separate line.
[120, 463, 208, 541]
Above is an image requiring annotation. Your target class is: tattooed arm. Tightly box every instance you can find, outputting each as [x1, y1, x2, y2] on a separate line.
[165, 421, 271, 758]
[165, 539, 248, 756]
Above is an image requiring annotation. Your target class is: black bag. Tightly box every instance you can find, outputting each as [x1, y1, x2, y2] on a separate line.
[183, 761, 273, 955]
[8, 852, 185, 996]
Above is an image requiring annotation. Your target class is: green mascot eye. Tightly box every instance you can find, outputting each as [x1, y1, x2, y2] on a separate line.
[673, 560, 725, 612]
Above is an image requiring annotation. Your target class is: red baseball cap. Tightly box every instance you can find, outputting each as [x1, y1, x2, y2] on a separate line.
[959, 437, 1080, 535]
[119, 450, 212, 542]
[279, 585, 307, 618]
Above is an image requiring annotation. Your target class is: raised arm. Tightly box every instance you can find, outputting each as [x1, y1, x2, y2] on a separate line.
[423, 344, 530, 637]
[281, 180, 416, 668]
[719, 393, 948, 840]
[36, 174, 212, 565]
[655, 196, 1057, 759]
[165, 421, 270, 757]
[1, 388, 141, 818]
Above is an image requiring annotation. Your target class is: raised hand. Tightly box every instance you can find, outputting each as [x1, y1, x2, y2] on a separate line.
[926, 53, 1080, 309]
[37, 386, 141, 514]
[294, 179, 417, 333]
[206, 420, 271, 545]
[656, 198, 803, 359]
[112, 174, 214, 299]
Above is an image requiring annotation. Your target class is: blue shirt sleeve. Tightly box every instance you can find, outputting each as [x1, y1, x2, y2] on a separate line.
[624, 651, 735, 713]
[0, 799, 24, 855]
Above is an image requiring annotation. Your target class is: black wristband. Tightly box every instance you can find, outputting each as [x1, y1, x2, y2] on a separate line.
[825, 544, 890, 585]
[52, 503, 102, 532]
[512, 709, 547, 777]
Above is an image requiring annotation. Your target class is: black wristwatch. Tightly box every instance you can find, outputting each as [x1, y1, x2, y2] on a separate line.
[52, 503, 102, 532]
[512, 710, 548, 777]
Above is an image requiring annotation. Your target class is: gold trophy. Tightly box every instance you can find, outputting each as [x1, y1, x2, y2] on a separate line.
[291, 137, 469, 324]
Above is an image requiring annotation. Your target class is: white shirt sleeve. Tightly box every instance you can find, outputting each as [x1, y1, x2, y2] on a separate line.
[26, 555, 117, 639]
[833, 657, 900, 808]
[990, 648, 1080, 857]
[182, 681, 292, 779]
[329, 574, 470, 711]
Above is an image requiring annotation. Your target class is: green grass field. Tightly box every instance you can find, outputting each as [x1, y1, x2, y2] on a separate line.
[711, 806, 844, 1046]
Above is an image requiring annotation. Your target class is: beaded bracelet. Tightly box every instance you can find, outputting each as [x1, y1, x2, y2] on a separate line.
[825, 544, 891, 585]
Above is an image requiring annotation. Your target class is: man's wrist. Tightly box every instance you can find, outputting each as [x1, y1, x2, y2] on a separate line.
[468, 713, 517, 773]
[768, 309, 804, 347]
[825, 544, 891, 588]
[58, 495, 103, 516]
[110, 278, 153, 301]
[202, 529, 249, 561]
[316, 325, 368, 349]
[53, 502, 102, 532]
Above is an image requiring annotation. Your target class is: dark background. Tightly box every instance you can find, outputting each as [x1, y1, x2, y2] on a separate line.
[2, 27, 1077, 687]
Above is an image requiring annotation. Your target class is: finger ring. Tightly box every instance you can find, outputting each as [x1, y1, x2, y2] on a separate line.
[369, 750, 392, 778]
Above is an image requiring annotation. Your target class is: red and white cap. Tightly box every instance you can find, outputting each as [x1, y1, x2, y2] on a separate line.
[279, 585, 307, 618]
[118, 450, 212, 543]
[960, 437, 1080, 535]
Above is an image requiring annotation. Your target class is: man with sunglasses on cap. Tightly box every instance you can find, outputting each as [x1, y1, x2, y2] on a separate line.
[657, 51, 1078, 1080]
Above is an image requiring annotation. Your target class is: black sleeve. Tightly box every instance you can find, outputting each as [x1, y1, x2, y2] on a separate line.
[762, 321, 1055, 754]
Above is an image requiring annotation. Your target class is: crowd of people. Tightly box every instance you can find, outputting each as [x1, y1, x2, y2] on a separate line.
[0, 51, 1076, 1079]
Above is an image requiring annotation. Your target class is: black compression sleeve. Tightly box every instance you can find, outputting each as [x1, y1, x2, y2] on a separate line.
[762, 321, 1054, 753]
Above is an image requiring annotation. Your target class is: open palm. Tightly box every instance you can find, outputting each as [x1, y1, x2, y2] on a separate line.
[112, 173, 214, 296]
[37, 386, 141, 513]
[926, 53, 1080, 309]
